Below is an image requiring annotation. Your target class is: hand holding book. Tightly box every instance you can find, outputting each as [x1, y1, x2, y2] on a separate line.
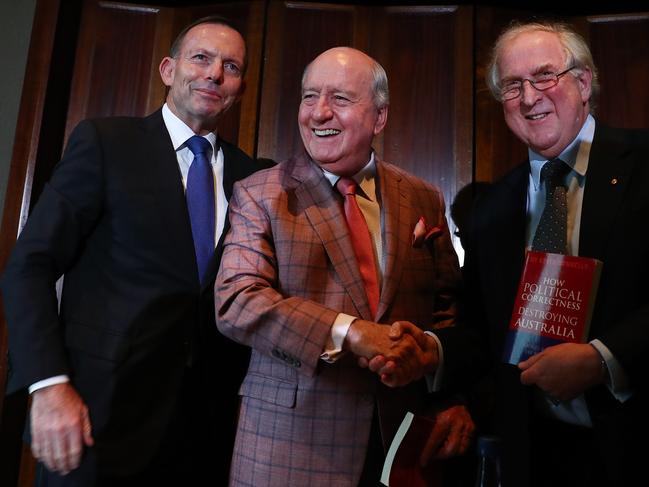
[518, 342, 609, 401]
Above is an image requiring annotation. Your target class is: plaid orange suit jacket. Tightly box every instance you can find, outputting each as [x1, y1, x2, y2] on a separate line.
[216, 152, 461, 487]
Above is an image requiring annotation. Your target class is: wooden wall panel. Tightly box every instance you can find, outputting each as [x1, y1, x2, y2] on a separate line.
[474, 6, 529, 183]
[65, 0, 265, 155]
[257, 1, 358, 162]
[64, 1, 163, 141]
[258, 3, 472, 253]
[367, 6, 473, 226]
[587, 13, 649, 128]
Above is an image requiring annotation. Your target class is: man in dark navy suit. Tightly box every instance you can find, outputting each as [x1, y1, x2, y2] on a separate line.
[438, 21, 649, 487]
[1, 15, 269, 486]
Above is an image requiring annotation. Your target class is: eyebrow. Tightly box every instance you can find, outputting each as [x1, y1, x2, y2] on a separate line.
[501, 63, 559, 83]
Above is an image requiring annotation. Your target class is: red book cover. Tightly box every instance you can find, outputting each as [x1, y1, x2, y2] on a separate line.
[381, 412, 443, 487]
[502, 251, 602, 365]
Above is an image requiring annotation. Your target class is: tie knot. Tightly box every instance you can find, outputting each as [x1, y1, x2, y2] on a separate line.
[540, 159, 569, 189]
[336, 177, 357, 197]
[185, 135, 212, 157]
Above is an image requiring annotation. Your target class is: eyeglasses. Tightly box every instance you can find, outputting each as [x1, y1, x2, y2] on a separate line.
[500, 66, 576, 101]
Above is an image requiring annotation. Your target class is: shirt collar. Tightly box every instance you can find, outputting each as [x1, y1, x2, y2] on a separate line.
[529, 114, 595, 190]
[322, 153, 378, 202]
[162, 103, 218, 152]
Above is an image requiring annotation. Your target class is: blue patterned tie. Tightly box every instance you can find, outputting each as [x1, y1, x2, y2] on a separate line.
[532, 159, 570, 254]
[185, 135, 215, 282]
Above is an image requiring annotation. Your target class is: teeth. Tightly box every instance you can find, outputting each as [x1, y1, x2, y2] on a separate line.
[314, 128, 341, 136]
[527, 113, 546, 120]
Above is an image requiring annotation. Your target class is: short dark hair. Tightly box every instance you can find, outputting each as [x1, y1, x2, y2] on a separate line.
[169, 15, 246, 63]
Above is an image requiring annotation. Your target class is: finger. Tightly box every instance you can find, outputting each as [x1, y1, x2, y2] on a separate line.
[64, 421, 85, 473]
[376, 359, 396, 376]
[82, 407, 94, 447]
[31, 426, 43, 462]
[368, 356, 388, 373]
[518, 351, 543, 370]
[53, 430, 71, 474]
[420, 422, 447, 466]
[357, 356, 369, 368]
[388, 321, 405, 339]
[40, 431, 56, 472]
[519, 368, 537, 386]
[380, 373, 398, 387]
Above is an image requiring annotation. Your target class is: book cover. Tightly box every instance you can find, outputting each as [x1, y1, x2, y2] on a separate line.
[502, 251, 602, 365]
[381, 412, 442, 487]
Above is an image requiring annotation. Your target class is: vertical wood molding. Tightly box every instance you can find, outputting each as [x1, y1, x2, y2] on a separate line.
[0, 3, 64, 485]
[0, 0, 61, 417]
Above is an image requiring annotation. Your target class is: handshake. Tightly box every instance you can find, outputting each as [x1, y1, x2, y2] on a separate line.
[344, 320, 438, 387]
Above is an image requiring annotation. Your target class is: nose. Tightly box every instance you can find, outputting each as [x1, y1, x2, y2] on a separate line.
[312, 95, 333, 122]
[207, 60, 224, 84]
[520, 79, 541, 106]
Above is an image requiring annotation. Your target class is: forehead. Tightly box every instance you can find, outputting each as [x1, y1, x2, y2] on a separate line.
[179, 23, 245, 57]
[303, 52, 373, 95]
[499, 31, 566, 75]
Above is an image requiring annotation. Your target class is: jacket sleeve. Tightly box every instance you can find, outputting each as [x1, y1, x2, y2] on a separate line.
[0, 120, 104, 393]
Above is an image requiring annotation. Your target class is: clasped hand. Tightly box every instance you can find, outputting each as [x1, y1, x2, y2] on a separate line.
[346, 320, 438, 387]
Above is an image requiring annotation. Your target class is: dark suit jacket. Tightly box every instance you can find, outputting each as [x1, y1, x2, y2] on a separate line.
[0, 109, 268, 476]
[439, 123, 649, 486]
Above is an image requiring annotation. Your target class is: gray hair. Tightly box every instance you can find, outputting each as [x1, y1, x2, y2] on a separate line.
[301, 49, 390, 109]
[486, 21, 599, 108]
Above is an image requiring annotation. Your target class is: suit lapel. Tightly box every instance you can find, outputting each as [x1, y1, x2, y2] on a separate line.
[376, 162, 411, 321]
[579, 124, 635, 259]
[142, 110, 198, 284]
[201, 140, 248, 290]
[293, 154, 373, 319]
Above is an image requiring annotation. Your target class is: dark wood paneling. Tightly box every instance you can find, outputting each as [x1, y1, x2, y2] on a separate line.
[474, 6, 529, 183]
[258, 3, 472, 253]
[368, 6, 473, 222]
[64, 1, 164, 140]
[257, 1, 358, 162]
[65, 0, 265, 155]
[0, 1, 84, 485]
[587, 13, 649, 128]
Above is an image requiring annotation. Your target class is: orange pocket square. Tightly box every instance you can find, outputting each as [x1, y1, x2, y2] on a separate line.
[412, 216, 444, 248]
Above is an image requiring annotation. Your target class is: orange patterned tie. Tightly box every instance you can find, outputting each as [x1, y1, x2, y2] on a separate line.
[336, 177, 380, 317]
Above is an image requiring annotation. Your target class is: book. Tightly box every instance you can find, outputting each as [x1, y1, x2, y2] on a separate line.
[381, 412, 443, 487]
[502, 250, 602, 365]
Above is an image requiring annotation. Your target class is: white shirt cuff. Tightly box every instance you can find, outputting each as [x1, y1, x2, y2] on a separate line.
[320, 313, 356, 363]
[590, 339, 633, 402]
[29, 375, 70, 394]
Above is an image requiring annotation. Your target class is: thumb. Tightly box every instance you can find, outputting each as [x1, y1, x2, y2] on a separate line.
[82, 407, 94, 446]
[389, 321, 405, 339]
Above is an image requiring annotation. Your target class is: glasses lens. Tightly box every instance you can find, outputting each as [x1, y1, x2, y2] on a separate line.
[533, 77, 558, 91]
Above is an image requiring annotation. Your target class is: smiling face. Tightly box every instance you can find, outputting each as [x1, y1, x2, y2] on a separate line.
[298, 48, 388, 176]
[499, 30, 592, 159]
[159, 22, 246, 134]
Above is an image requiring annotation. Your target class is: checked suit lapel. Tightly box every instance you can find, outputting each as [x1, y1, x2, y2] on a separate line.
[293, 155, 375, 320]
[376, 162, 411, 321]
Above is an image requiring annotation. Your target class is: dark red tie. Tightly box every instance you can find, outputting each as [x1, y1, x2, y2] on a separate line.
[336, 177, 380, 317]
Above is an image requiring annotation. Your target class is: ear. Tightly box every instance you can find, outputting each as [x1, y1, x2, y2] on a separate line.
[159, 56, 176, 88]
[373, 105, 389, 135]
[576, 66, 593, 103]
